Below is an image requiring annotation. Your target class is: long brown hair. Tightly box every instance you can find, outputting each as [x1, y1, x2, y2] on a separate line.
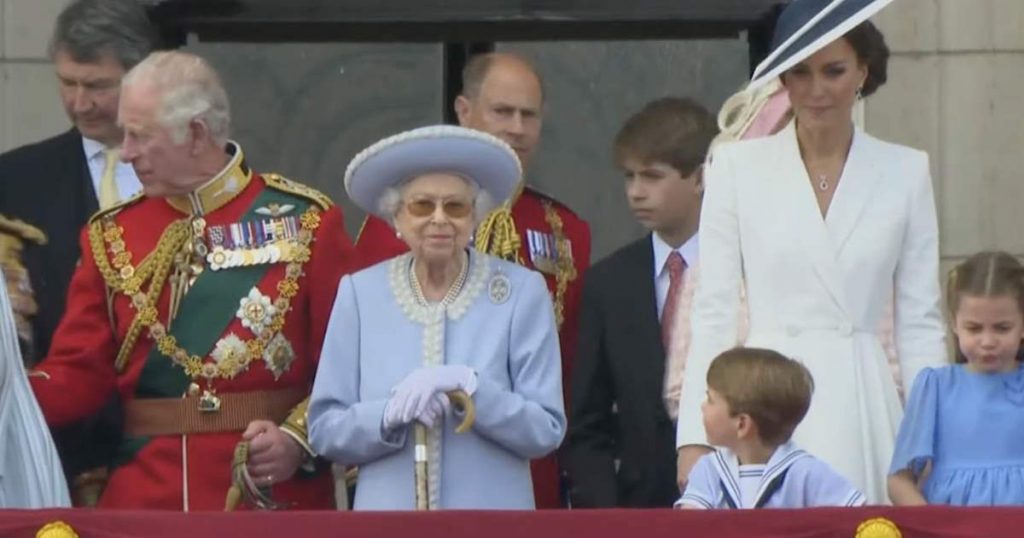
[946, 251, 1024, 363]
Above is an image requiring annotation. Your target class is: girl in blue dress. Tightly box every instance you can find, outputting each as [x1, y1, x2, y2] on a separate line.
[889, 251, 1024, 505]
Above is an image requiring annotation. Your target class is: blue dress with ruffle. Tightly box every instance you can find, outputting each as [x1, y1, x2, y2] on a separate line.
[889, 364, 1024, 505]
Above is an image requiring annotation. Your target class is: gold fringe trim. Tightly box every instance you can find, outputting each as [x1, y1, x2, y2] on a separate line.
[474, 205, 522, 263]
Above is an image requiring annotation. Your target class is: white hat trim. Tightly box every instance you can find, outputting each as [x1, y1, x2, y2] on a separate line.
[343, 125, 522, 196]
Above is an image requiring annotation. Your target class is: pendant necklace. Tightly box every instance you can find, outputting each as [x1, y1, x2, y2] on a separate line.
[816, 173, 829, 191]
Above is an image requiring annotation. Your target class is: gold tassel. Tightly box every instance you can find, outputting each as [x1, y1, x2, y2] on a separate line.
[0, 215, 47, 355]
[0, 215, 46, 246]
[474, 204, 522, 263]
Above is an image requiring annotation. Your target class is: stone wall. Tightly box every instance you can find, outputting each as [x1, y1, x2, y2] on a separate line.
[871, 0, 1024, 278]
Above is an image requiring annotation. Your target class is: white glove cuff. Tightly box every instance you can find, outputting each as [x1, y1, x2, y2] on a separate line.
[460, 366, 478, 396]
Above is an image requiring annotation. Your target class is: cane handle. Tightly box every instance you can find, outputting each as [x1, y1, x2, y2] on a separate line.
[446, 390, 475, 433]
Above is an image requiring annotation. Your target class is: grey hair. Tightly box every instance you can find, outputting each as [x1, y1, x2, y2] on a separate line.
[49, 0, 159, 69]
[377, 175, 498, 226]
[122, 51, 231, 146]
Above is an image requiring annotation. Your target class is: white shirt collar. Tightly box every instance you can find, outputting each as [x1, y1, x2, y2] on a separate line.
[80, 136, 108, 160]
[652, 231, 699, 279]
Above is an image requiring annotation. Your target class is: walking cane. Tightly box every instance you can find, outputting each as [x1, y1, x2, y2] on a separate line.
[415, 389, 476, 510]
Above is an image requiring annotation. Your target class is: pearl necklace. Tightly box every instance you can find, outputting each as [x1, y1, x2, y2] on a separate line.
[409, 250, 469, 307]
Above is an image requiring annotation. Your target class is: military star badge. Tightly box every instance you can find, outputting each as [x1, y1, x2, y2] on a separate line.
[237, 287, 277, 335]
[263, 333, 296, 380]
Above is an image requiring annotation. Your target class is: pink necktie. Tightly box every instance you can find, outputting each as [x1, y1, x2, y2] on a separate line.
[661, 252, 686, 351]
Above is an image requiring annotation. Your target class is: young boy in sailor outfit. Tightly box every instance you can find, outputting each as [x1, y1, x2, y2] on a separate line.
[677, 347, 865, 509]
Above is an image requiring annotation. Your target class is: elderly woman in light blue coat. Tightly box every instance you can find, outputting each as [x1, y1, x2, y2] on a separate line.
[309, 125, 566, 510]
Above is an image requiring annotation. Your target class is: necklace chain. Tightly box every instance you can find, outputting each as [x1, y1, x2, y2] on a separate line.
[410, 250, 469, 307]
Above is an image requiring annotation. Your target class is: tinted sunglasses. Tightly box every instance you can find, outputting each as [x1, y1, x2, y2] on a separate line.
[404, 198, 473, 218]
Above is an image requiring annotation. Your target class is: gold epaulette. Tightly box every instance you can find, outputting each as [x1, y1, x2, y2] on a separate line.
[262, 173, 334, 210]
[85, 192, 148, 293]
[87, 192, 145, 225]
[0, 214, 46, 245]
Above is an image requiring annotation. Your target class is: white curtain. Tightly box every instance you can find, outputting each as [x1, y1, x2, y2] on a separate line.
[0, 272, 70, 508]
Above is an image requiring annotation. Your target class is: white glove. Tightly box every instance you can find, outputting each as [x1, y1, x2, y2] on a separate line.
[382, 393, 452, 430]
[416, 393, 452, 428]
[381, 365, 476, 430]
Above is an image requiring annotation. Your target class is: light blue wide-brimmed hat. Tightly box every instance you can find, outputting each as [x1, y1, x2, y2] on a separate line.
[748, 0, 894, 91]
[344, 125, 522, 219]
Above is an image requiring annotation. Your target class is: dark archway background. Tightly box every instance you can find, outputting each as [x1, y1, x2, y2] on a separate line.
[151, 0, 784, 260]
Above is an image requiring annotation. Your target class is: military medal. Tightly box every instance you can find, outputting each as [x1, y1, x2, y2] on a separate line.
[208, 225, 226, 246]
[206, 225, 230, 270]
[190, 218, 209, 259]
[266, 244, 281, 263]
[208, 247, 230, 270]
[191, 217, 207, 235]
[527, 229, 558, 274]
[206, 216, 300, 270]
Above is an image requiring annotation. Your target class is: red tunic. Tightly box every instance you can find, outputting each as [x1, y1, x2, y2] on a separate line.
[355, 186, 591, 508]
[31, 169, 358, 510]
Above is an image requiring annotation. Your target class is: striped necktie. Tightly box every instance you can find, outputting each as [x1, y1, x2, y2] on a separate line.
[660, 251, 687, 350]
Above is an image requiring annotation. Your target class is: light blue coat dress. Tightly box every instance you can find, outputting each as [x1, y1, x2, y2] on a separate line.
[309, 251, 566, 510]
[889, 364, 1024, 505]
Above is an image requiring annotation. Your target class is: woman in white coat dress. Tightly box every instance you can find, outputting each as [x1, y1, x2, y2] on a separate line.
[675, 0, 947, 505]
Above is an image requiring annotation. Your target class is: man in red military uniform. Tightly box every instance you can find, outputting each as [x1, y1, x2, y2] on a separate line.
[356, 52, 590, 508]
[29, 51, 359, 510]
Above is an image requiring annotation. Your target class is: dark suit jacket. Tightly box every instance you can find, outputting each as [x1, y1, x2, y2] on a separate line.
[565, 235, 679, 508]
[0, 128, 97, 363]
[0, 129, 119, 488]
